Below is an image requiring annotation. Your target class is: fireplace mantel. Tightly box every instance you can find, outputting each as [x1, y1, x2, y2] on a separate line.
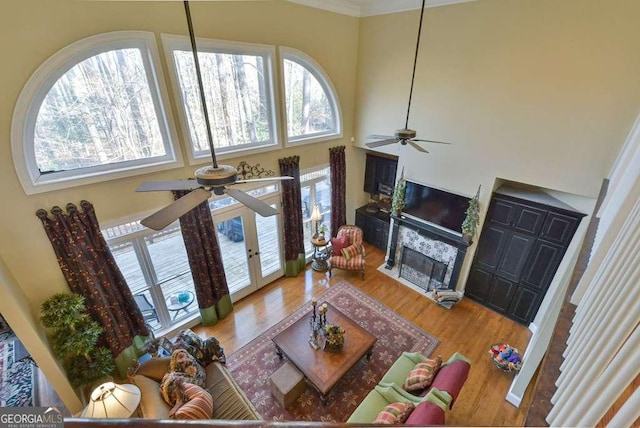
[385, 214, 472, 290]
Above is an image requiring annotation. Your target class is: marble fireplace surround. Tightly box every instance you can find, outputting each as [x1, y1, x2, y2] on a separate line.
[385, 214, 471, 291]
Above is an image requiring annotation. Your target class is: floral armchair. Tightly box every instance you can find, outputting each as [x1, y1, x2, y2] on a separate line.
[329, 225, 365, 279]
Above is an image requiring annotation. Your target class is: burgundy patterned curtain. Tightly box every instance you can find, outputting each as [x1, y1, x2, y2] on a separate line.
[173, 191, 232, 326]
[330, 145, 347, 238]
[278, 156, 306, 277]
[36, 201, 148, 375]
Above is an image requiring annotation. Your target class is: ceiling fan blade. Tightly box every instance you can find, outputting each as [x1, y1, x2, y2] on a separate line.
[234, 176, 294, 184]
[367, 134, 396, 140]
[225, 187, 278, 217]
[366, 139, 400, 149]
[408, 140, 430, 153]
[141, 188, 212, 230]
[412, 138, 452, 145]
[136, 180, 201, 192]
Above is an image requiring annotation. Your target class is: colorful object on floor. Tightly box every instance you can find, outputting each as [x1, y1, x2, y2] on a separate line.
[226, 280, 440, 422]
[489, 343, 522, 372]
[0, 332, 35, 407]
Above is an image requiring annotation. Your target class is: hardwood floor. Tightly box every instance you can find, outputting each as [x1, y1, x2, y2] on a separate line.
[194, 243, 534, 426]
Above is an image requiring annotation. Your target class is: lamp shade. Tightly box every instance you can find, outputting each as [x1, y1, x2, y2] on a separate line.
[81, 382, 141, 418]
[311, 205, 322, 222]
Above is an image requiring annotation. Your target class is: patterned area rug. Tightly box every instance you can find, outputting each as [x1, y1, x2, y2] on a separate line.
[0, 332, 35, 407]
[227, 280, 440, 422]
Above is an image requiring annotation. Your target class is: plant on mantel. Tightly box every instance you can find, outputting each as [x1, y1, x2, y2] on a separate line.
[461, 185, 481, 243]
[40, 293, 115, 387]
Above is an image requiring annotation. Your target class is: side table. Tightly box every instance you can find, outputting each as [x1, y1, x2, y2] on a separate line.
[311, 237, 329, 272]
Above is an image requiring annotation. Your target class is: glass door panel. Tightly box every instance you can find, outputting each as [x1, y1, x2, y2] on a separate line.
[215, 215, 250, 295]
[255, 204, 282, 279]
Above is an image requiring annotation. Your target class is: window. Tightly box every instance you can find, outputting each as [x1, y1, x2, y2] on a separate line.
[162, 35, 278, 162]
[301, 166, 332, 258]
[281, 47, 342, 145]
[103, 220, 199, 334]
[12, 31, 181, 194]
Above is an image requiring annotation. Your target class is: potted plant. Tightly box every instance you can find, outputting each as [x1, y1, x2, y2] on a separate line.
[323, 324, 345, 353]
[40, 293, 115, 388]
[461, 186, 481, 243]
[317, 223, 328, 241]
[391, 168, 406, 216]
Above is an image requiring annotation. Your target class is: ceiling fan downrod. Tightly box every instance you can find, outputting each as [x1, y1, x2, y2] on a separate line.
[184, 1, 218, 169]
[405, 0, 427, 130]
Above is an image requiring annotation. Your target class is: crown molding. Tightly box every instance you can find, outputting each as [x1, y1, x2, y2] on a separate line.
[285, 0, 476, 17]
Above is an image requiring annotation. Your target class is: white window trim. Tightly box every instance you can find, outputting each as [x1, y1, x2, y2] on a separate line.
[161, 34, 282, 165]
[279, 47, 343, 147]
[11, 31, 183, 195]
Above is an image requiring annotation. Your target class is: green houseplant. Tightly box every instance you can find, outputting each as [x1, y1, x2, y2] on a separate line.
[317, 223, 328, 241]
[391, 168, 407, 215]
[462, 186, 481, 243]
[40, 293, 115, 387]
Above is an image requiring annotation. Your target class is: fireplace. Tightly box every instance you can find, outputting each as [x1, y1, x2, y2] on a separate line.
[385, 214, 471, 291]
[399, 246, 448, 291]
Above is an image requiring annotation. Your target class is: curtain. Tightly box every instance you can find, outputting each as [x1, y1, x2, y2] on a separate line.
[172, 191, 232, 326]
[36, 201, 149, 377]
[278, 156, 306, 276]
[329, 145, 347, 238]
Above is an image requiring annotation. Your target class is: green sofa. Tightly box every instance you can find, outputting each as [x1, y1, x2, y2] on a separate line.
[347, 352, 472, 424]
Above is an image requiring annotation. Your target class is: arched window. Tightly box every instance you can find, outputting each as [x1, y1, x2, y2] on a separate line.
[12, 31, 181, 194]
[280, 47, 342, 145]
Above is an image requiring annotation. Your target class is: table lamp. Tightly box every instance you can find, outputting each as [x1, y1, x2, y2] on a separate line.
[81, 382, 141, 418]
[311, 205, 322, 238]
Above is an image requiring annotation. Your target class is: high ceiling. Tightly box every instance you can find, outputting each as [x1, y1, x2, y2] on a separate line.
[285, 0, 476, 17]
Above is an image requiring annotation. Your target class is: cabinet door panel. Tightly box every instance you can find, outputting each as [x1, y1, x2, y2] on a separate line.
[540, 212, 580, 245]
[486, 276, 517, 313]
[496, 232, 535, 282]
[488, 198, 516, 227]
[521, 240, 564, 291]
[513, 205, 547, 235]
[355, 211, 366, 231]
[364, 154, 377, 194]
[465, 267, 493, 302]
[508, 286, 541, 324]
[475, 225, 509, 271]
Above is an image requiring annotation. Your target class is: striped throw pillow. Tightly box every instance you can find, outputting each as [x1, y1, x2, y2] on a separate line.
[403, 355, 443, 392]
[172, 383, 213, 420]
[373, 401, 415, 424]
[341, 243, 362, 260]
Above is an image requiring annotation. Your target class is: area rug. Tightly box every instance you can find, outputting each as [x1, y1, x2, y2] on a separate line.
[0, 332, 35, 407]
[226, 280, 439, 422]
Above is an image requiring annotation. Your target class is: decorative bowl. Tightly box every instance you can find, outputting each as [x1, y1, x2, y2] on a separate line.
[489, 343, 522, 372]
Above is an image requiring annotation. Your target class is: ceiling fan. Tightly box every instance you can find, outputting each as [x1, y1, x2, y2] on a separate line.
[366, 0, 452, 154]
[136, 1, 292, 231]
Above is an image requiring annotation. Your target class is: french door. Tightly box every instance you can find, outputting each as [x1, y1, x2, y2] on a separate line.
[213, 194, 284, 301]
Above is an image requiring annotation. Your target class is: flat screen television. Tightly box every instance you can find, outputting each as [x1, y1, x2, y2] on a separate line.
[402, 181, 470, 233]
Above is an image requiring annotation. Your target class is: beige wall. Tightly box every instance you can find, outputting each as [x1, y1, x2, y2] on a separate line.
[0, 0, 359, 408]
[355, 0, 640, 203]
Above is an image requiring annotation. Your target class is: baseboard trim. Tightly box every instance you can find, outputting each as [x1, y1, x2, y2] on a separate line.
[528, 322, 538, 335]
[507, 390, 522, 407]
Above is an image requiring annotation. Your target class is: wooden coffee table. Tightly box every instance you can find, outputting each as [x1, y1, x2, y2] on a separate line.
[272, 302, 376, 403]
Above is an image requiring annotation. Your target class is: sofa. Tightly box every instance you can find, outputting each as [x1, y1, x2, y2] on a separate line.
[347, 352, 471, 424]
[131, 356, 261, 420]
